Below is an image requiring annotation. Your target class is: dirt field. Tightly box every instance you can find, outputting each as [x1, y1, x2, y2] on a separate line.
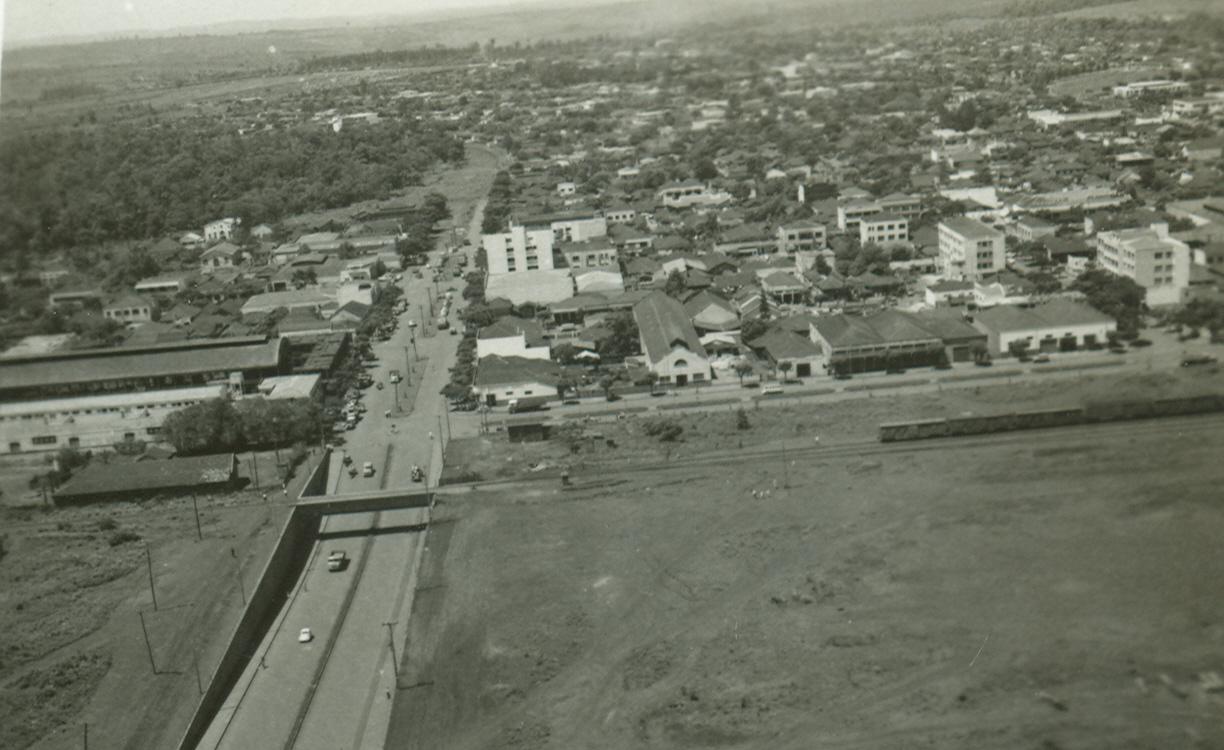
[0, 449, 325, 750]
[396, 404, 1224, 748]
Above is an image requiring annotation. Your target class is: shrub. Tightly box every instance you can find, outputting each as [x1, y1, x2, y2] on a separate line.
[642, 418, 684, 442]
[107, 530, 141, 547]
[97, 518, 117, 532]
[736, 408, 751, 431]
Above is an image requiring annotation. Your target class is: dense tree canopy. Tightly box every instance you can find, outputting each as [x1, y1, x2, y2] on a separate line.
[1071, 270, 1146, 336]
[161, 398, 321, 454]
[0, 117, 464, 257]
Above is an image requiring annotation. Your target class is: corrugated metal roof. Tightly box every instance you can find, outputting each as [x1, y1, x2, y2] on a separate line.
[633, 291, 707, 365]
[0, 337, 284, 391]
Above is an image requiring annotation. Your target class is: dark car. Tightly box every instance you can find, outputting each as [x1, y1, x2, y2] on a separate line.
[974, 358, 993, 367]
[1181, 354, 1218, 367]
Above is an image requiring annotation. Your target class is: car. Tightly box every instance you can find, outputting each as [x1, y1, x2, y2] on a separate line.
[376, 382, 384, 390]
[974, 359, 993, 367]
[327, 551, 348, 571]
[299, 627, 314, 643]
[342, 454, 353, 466]
[1128, 338, 1153, 348]
[1109, 345, 1128, 354]
[362, 461, 375, 477]
[1181, 354, 1218, 367]
[1033, 354, 1052, 364]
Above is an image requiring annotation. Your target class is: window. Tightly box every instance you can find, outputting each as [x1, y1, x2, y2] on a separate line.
[146, 427, 161, 435]
[32, 436, 58, 445]
[10, 442, 21, 453]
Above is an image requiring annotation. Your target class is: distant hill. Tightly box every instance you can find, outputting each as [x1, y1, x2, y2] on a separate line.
[3, 0, 1221, 107]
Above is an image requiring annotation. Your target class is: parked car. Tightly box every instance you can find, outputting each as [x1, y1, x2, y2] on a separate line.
[362, 461, 375, 477]
[298, 628, 314, 643]
[327, 551, 348, 572]
[1181, 354, 1218, 367]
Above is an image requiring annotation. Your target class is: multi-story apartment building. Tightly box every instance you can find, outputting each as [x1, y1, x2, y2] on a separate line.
[938, 217, 1005, 281]
[482, 226, 556, 275]
[517, 209, 607, 244]
[859, 214, 909, 249]
[1095, 223, 1190, 306]
[837, 194, 921, 231]
[776, 221, 827, 253]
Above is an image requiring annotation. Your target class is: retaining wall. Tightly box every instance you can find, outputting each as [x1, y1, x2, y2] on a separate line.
[176, 507, 321, 750]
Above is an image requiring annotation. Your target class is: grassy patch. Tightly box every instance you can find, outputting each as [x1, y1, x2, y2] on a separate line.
[0, 649, 111, 750]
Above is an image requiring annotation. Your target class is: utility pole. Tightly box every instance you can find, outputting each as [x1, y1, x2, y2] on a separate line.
[250, 454, 260, 488]
[781, 439, 790, 489]
[145, 543, 158, 611]
[138, 610, 157, 674]
[383, 621, 400, 678]
[190, 493, 203, 541]
[193, 650, 204, 695]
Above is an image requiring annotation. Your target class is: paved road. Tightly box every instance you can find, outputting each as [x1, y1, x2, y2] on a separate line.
[197, 512, 381, 750]
[196, 158, 495, 750]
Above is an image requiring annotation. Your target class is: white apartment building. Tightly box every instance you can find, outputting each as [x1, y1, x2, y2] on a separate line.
[1095, 223, 1190, 306]
[859, 214, 909, 249]
[482, 226, 556, 275]
[777, 221, 827, 253]
[938, 217, 1005, 281]
[517, 209, 607, 244]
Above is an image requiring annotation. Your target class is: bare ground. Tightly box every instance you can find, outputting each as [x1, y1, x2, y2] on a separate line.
[394, 404, 1224, 749]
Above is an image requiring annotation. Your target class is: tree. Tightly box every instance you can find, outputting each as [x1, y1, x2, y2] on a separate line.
[663, 269, 687, 299]
[734, 359, 754, 386]
[735, 407, 751, 431]
[693, 157, 719, 181]
[741, 318, 769, 344]
[553, 343, 580, 365]
[598, 312, 640, 361]
[441, 382, 471, 402]
[1071, 269, 1146, 335]
[777, 360, 793, 382]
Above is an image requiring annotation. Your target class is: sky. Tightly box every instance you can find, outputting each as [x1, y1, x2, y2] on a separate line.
[2, 0, 585, 44]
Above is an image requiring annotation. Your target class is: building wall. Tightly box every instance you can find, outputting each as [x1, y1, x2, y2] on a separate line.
[938, 221, 1005, 281]
[475, 335, 551, 361]
[2, 385, 227, 454]
[474, 380, 559, 404]
[483, 227, 556, 275]
[1096, 228, 1190, 307]
[777, 225, 827, 252]
[976, 321, 1116, 356]
[649, 346, 711, 384]
[860, 218, 909, 248]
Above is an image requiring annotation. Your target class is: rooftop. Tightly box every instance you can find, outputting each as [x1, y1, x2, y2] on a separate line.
[940, 216, 1002, 240]
[633, 291, 706, 365]
[55, 454, 237, 501]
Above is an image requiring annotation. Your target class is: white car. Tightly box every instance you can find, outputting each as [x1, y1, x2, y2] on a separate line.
[298, 627, 313, 643]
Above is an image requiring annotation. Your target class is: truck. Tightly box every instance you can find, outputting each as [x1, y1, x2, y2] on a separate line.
[437, 317, 450, 330]
[508, 395, 551, 414]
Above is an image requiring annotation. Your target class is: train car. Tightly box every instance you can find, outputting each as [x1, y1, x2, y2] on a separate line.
[879, 418, 949, 442]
